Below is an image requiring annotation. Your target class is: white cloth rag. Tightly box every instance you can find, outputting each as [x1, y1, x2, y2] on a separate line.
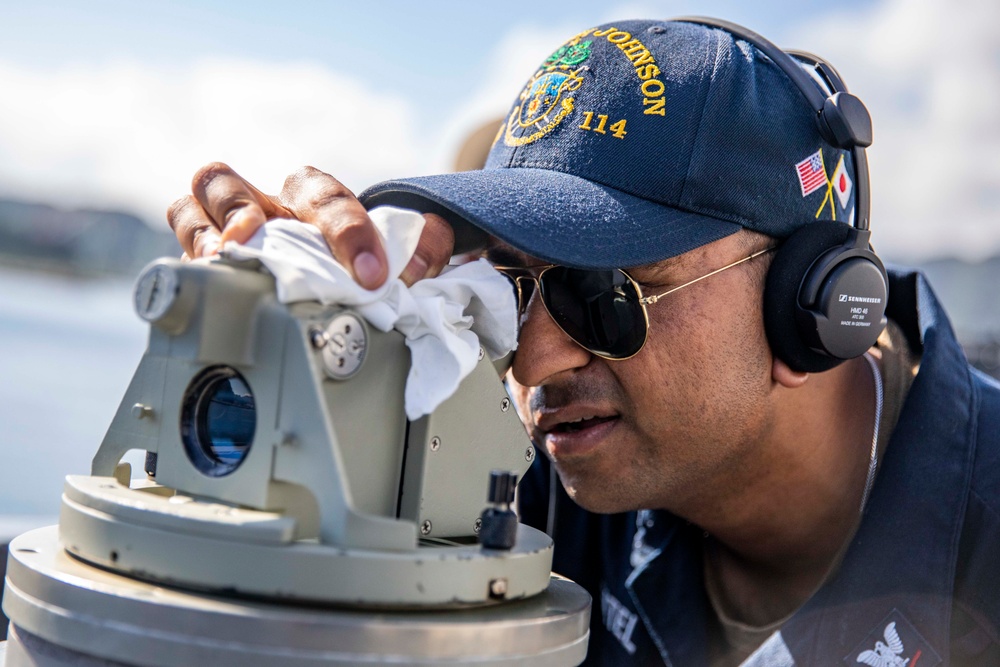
[220, 206, 518, 420]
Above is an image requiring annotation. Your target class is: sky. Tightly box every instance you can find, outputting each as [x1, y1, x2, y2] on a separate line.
[0, 0, 997, 262]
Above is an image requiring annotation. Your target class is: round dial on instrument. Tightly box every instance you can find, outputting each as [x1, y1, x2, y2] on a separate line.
[134, 264, 180, 323]
[318, 312, 368, 380]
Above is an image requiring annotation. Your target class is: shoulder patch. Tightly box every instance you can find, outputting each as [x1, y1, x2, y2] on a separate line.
[845, 610, 942, 667]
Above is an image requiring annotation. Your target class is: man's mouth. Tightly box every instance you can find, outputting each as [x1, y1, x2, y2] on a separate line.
[535, 408, 621, 459]
[548, 414, 618, 434]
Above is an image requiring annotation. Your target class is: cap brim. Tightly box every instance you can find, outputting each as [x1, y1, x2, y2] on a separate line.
[359, 167, 740, 270]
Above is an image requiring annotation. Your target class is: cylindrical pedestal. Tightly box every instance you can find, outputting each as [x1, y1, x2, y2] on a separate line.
[2, 527, 591, 666]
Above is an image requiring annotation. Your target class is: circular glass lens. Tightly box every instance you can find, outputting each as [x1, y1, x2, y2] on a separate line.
[181, 366, 256, 476]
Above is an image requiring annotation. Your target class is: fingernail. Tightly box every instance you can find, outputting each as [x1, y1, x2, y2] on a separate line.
[400, 254, 429, 285]
[202, 240, 220, 256]
[353, 251, 384, 289]
[221, 207, 265, 244]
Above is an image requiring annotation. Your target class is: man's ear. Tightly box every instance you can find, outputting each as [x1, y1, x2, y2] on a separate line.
[772, 357, 809, 389]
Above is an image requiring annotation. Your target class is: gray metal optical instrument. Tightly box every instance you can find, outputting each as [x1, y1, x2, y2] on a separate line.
[1, 254, 591, 666]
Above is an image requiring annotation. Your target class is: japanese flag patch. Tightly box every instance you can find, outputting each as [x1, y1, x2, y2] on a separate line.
[831, 155, 853, 211]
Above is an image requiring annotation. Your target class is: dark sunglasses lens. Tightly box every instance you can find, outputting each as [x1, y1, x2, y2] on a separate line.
[540, 267, 646, 358]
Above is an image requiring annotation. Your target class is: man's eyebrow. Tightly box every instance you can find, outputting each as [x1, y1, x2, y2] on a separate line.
[625, 255, 684, 280]
[483, 245, 529, 266]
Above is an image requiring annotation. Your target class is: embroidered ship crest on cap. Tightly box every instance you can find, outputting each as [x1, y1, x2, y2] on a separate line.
[504, 40, 591, 147]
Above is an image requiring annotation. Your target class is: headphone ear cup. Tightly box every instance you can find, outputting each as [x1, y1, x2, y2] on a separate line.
[763, 221, 853, 373]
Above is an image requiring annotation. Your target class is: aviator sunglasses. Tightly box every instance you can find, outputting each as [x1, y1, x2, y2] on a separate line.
[493, 247, 775, 360]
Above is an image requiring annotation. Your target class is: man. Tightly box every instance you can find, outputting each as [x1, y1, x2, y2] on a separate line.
[168, 19, 1000, 666]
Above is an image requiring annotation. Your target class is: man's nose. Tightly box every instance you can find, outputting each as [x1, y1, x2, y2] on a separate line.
[509, 289, 591, 388]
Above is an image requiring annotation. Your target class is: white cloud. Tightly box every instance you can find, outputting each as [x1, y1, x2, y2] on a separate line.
[788, 0, 1000, 261]
[0, 58, 424, 225]
[0, 16, 605, 228]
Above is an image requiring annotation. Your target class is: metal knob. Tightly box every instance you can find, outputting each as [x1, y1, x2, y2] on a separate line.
[488, 470, 517, 507]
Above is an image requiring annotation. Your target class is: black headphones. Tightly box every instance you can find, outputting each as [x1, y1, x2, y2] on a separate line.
[676, 17, 889, 373]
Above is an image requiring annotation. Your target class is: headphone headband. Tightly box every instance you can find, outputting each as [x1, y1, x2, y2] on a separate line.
[673, 17, 873, 231]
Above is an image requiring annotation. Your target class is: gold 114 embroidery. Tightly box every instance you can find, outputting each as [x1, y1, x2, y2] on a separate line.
[579, 112, 627, 139]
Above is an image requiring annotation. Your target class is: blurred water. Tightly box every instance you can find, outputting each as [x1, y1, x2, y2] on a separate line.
[0, 266, 147, 521]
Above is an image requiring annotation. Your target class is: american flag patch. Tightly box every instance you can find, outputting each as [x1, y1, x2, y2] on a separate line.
[795, 149, 828, 197]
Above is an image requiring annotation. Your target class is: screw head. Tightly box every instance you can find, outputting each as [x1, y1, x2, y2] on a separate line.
[501, 397, 511, 412]
[525, 447, 535, 462]
[420, 520, 432, 536]
[131, 403, 154, 420]
[489, 578, 508, 598]
[473, 518, 482, 533]
[309, 328, 328, 349]
[478, 347, 485, 361]
[430, 436, 441, 452]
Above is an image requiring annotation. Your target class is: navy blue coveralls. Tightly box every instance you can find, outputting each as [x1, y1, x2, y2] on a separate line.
[519, 270, 1000, 666]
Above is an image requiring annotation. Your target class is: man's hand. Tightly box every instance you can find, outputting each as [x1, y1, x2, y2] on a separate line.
[167, 163, 454, 289]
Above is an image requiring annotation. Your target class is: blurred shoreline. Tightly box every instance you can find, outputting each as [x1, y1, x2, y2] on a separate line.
[0, 198, 180, 279]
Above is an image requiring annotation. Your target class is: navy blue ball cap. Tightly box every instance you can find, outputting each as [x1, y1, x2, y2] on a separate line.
[359, 19, 857, 270]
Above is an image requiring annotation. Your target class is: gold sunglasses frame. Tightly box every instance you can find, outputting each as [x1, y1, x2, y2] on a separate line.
[493, 246, 776, 361]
